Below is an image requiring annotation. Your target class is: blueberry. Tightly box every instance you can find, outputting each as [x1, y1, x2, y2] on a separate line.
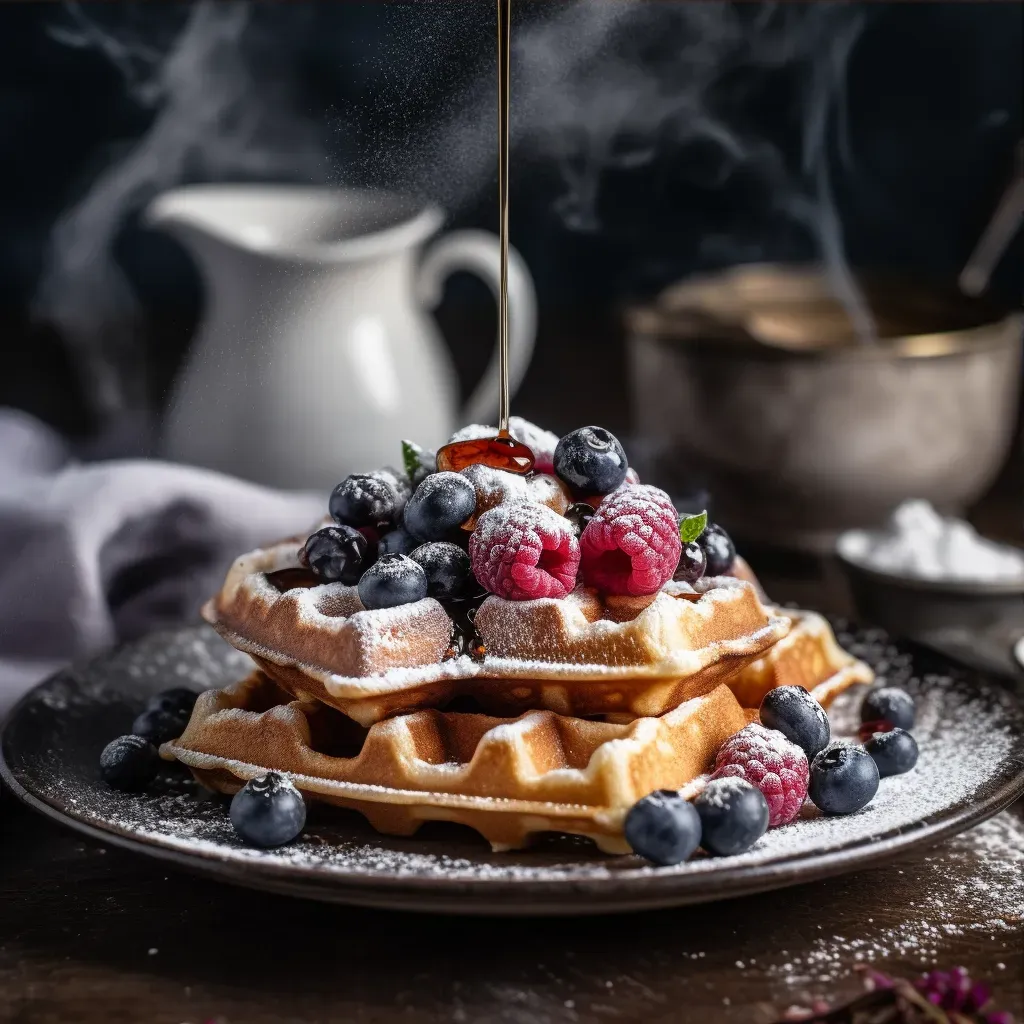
[229, 772, 307, 848]
[357, 553, 429, 610]
[131, 707, 189, 744]
[759, 685, 831, 759]
[329, 470, 406, 527]
[378, 528, 417, 557]
[410, 542, 472, 600]
[403, 472, 477, 541]
[864, 728, 919, 778]
[553, 427, 628, 495]
[564, 501, 595, 539]
[673, 541, 707, 583]
[694, 778, 769, 856]
[99, 734, 159, 791]
[860, 687, 915, 731]
[300, 525, 372, 585]
[624, 789, 702, 865]
[145, 687, 199, 718]
[809, 744, 879, 815]
[698, 523, 736, 576]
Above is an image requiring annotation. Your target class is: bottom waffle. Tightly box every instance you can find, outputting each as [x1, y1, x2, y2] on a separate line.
[164, 675, 753, 853]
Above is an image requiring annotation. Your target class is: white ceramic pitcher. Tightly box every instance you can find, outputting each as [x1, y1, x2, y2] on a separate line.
[146, 185, 536, 490]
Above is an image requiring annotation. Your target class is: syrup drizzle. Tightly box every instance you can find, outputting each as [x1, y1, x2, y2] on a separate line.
[435, 0, 534, 478]
[440, 596, 488, 662]
[266, 568, 320, 593]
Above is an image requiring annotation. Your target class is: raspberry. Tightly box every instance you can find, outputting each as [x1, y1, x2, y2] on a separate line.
[711, 723, 809, 827]
[578, 484, 681, 595]
[469, 501, 580, 600]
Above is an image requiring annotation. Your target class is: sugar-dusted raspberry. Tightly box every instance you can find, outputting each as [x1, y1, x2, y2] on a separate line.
[710, 722, 809, 827]
[579, 484, 681, 595]
[469, 501, 580, 600]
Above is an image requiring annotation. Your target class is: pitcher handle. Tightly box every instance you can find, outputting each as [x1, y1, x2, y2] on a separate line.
[416, 229, 537, 426]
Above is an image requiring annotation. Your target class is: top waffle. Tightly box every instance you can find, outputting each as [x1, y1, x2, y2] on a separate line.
[203, 537, 790, 724]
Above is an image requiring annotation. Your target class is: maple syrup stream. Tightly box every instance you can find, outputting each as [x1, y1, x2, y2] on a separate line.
[436, 0, 534, 476]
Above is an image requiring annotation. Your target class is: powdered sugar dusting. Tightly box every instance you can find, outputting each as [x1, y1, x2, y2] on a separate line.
[10, 625, 1021, 909]
[766, 811, 1024, 986]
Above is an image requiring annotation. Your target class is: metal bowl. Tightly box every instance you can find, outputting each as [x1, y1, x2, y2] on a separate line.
[835, 531, 1024, 678]
[626, 264, 1023, 551]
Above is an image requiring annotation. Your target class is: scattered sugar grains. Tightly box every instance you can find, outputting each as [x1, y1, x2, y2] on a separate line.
[767, 811, 1024, 987]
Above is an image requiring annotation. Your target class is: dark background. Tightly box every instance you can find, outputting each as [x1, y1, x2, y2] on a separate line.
[0, 0, 1021, 445]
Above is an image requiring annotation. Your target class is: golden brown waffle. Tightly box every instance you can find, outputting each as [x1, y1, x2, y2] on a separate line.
[164, 674, 753, 853]
[726, 608, 874, 709]
[202, 539, 791, 725]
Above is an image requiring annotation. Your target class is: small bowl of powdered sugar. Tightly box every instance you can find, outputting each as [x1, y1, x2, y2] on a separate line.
[837, 500, 1024, 676]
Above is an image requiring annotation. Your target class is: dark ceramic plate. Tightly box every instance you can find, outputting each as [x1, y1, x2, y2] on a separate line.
[3, 626, 1023, 915]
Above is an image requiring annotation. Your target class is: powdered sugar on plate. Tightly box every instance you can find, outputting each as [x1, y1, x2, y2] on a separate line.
[5, 624, 1021, 912]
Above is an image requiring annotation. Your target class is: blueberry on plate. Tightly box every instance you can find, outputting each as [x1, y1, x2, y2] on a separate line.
[145, 687, 199, 718]
[860, 687, 915, 731]
[403, 472, 477, 541]
[698, 523, 736, 576]
[378, 527, 417, 558]
[410, 542, 472, 601]
[809, 744, 879, 815]
[300, 525, 373, 585]
[552, 427, 628, 496]
[864, 728, 919, 778]
[131, 707, 189, 745]
[624, 789, 702, 866]
[694, 778, 769, 856]
[329, 470, 407, 528]
[229, 772, 307, 848]
[673, 541, 707, 584]
[759, 685, 831, 759]
[357, 553, 429, 610]
[99, 735, 159, 792]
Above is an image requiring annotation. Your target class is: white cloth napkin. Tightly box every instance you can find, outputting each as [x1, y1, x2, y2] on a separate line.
[0, 408, 324, 715]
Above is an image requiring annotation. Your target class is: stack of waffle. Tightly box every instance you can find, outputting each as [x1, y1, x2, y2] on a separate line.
[165, 537, 871, 853]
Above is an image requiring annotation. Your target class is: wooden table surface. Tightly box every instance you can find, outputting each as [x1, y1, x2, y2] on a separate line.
[1, 786, 1021, 1024]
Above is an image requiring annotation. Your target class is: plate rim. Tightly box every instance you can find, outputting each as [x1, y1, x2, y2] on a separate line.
[4, 647, 1024, 916]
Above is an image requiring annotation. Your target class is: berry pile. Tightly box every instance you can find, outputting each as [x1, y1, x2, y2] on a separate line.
[307, 419, 739, 611]
[625, 683, 921, 867]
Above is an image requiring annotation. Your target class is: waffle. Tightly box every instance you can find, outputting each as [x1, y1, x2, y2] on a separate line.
[202, 538, 792, 725]
[164, 674, 754, 853]
[726, 608, 874, 709]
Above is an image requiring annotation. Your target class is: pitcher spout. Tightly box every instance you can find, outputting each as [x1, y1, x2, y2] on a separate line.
[144, 184, 443, 264]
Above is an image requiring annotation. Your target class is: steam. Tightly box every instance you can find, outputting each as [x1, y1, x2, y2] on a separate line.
[397, 1, 874, 336]
[38, 0, 875, 418]
[34, 1, 326, 415]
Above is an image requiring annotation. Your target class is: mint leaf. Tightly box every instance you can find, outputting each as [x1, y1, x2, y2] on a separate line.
[679, 510, 708, 545]
[401, 440, 421, 479]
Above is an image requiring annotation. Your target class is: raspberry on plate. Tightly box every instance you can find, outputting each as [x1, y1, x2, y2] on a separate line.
[469, 501, 580, 600]
[579, 484, 681, 596]
[710, 722, 809, 827]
